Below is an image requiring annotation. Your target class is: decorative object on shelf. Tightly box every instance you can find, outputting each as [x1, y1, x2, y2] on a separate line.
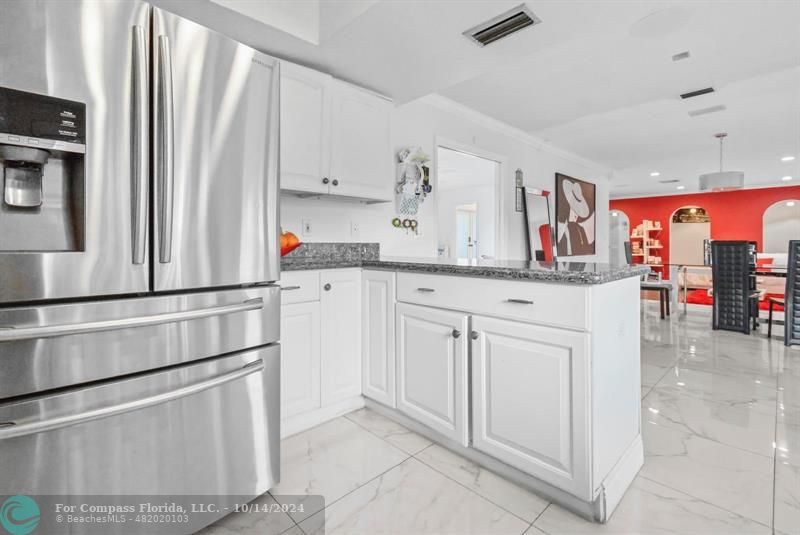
[555, 173, 596, 256]
[515, 168, 524, 212]
[280, 229, 302, 256]
[395, 146, 431, 215]
[630, 220, 664, 269]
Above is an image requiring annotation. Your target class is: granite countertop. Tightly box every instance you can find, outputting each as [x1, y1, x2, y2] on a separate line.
[281, 243, 650, 285]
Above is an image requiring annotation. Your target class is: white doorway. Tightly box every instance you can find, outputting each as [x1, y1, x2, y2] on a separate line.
[436, 145, 501, 260]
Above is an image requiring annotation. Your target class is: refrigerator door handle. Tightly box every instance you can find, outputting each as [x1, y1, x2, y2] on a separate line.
[156, 34, 175, 264]
[0, 359, 264, 440]
[266, 60, 281, 264]
[131, 24, 149, 265]
[0, 298, 263, 342]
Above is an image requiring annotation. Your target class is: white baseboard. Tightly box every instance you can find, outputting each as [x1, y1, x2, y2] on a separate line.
[598, 434, 643, 522]
[281, 396, 365, 438]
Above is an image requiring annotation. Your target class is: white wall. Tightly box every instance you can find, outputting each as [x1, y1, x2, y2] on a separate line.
[763, 200, 800, 253]
[282, 96, 612, 262]
[670, 222, 710, 265]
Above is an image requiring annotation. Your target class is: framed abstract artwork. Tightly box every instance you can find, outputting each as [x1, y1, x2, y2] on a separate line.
[555, 173, 596, 256]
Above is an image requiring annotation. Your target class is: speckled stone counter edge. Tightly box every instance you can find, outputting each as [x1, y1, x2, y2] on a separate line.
[281, 243, 650, 285]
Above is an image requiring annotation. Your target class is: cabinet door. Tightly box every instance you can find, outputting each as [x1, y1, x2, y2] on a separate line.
[321, 269, 362, 404]
[396, 303, 468, 445]
[471, 315, 590, 498]
[329, 80, 392, 201]
[280, 62, 331, 195]
[362, 270, 396, 407]
[280, 302, 321, 418]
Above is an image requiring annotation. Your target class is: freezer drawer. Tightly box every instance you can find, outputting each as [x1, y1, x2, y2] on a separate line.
[0, 286, 279, 399]
[0, 345, 279, 500]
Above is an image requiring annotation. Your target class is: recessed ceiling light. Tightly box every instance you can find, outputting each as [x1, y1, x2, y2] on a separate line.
[676, 185, 686, 190]
[611, 211, 619, 217]
[650, 171, 660, 177]
[781, 156, 795, 162]
[787, 201, 796, 207]
[782, 176, 793, 181]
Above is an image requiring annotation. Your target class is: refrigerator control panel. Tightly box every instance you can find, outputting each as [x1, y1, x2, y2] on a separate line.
[0, 86, 85, 144]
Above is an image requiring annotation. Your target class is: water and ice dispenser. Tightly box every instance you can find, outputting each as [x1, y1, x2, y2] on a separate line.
[0, 86, 85, 252]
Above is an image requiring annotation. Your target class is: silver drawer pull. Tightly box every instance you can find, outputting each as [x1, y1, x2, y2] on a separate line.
[281, 285, 301, 291]
[0, 298, 263, 342]
[417, 287, 436, 293]
[0, 360, 264, 440]
[452, 329, 461, 339]
[506, 298, 534, 305]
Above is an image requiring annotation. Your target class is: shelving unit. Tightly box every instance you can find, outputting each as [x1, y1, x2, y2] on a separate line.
[630, 220, 664, 271]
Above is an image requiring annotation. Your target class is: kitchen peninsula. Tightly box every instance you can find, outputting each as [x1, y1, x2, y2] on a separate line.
[278, 244, 649, 522]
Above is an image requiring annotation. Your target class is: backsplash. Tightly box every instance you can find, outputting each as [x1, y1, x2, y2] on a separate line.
[281, 242, 380, 270]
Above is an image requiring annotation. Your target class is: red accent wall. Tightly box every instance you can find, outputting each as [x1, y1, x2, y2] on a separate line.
[610, 186, 800, 271]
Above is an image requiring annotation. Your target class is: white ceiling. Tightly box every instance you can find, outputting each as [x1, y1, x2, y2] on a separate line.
[168, 0, 800, 198]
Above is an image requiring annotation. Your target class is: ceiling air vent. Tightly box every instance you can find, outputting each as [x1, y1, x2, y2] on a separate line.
[688, 104, 727, 117]
[464, 4, 541, 47]
[672, 51, 691, 61]
[680, 87, 715, 99]
[658, 179, 680, 184]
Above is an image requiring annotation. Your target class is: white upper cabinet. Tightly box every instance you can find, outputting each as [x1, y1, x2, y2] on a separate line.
[470, 315, 591, 499]
[279, 63, 392, 202]
[395, 303, 469, 446]
[280, 62, 331, 195]
[329, 80, 393, 202]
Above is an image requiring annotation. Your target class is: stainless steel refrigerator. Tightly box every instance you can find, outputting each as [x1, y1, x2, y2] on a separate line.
[0, 0, 281, 522]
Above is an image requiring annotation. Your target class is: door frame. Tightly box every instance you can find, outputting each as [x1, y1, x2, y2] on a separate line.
[434, 136, 507, 259]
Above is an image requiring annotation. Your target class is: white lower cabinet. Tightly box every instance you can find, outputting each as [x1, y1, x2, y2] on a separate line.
[280, 301, 321, 418]
[395, 303, 469, 446]
[470, 315, 591, 498]
[279, 269, 362, 436]
[321, 269, 362, 404]
[362, 270, 396, 407]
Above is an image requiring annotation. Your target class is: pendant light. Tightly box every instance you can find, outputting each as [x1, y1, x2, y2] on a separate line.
[699, 133, 744, 191]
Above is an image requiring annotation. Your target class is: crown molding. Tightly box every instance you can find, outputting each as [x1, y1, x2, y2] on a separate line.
[417, 94, 611, 176]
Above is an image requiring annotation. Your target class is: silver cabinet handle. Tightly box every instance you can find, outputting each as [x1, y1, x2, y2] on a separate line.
[470, 331, 479, 340]
[322, 177, 329, 184]
[156, 34, 175, 264]
[324, 283, 332, 291]
[332, 179, 339, 186]
[452, 329, 461, 339]
[281, 285, 301, 291]
[131, 25, 148, 265]
[506, 299, 534, 305]
[0, 298, 263, 342]
[417, 287, 435, 293]
[266, 61, 281, 271]
[0, 359, 264, 440]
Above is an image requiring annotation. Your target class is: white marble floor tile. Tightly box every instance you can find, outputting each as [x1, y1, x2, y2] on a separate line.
[641, 363, 671, 389]
[640, 422, 774, 525]
[297, 457, 530, 535]
[774, 461, 800, 535]
[533, 477, 770, 535]
[195, 493, 298, 535]
[642, 387, 776, 457]
[415, 444, 549, 522]
[270, 417, 408, 522]
[344, 408, 433, 455]
[651, 365, 777, 415]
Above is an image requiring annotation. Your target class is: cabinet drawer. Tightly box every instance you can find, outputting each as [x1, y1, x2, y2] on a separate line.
[396, 272, 588, 331]
[278, 271, 320, 304]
